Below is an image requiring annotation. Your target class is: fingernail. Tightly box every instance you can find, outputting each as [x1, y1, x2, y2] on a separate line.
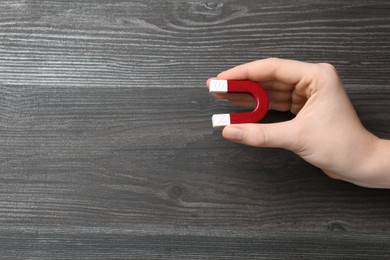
[224, 127, 243, 142]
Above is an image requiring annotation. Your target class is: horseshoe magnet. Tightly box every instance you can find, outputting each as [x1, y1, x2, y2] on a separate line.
[209, 80, 269, 128]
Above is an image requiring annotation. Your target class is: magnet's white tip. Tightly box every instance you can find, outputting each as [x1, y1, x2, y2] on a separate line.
[209, 80, 228, 93]
[212, 114, 231, 128]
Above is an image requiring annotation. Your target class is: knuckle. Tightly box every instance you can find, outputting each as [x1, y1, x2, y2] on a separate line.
[266, 57, 281, 64]
[250, 126, 268, 147]
[317, 63, 338, 76]
[271, 101, 291, 112]
[258, 127, 269, 146]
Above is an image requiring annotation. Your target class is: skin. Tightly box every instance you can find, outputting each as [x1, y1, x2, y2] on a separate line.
[207, 58, 390, 188]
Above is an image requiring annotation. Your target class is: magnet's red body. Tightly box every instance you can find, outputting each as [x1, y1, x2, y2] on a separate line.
[209, 80, 269, 127]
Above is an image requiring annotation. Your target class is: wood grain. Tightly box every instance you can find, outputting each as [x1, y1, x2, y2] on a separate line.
[1, 0, 390, 88]
[0, 0, 390, 258]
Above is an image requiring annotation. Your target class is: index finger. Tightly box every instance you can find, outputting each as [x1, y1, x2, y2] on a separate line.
[217, 58, 313, 85]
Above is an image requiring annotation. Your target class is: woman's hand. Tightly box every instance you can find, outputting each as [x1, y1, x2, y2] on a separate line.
[207, 58, 390, 188]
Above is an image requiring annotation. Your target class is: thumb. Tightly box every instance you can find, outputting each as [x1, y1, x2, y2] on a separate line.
[222, 121, 297, 150]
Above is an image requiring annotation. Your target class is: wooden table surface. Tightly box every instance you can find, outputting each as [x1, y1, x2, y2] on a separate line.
[1, 0, 390, 258]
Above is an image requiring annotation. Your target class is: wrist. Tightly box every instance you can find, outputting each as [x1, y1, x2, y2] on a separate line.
[364, 137, 390, 188]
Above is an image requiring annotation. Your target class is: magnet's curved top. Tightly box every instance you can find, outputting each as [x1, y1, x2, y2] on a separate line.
[209, 80, 269, 128]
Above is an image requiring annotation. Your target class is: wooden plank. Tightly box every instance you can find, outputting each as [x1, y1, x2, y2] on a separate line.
[0, 86, 389, 258]
[0, 0, 390, 88]
[0, 230, 389, 259]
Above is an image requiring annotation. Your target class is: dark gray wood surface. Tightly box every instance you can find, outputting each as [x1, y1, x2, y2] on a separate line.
[1, 0, 390, 258]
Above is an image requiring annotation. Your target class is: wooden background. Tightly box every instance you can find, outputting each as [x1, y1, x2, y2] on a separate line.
[1, 0, 390, 258]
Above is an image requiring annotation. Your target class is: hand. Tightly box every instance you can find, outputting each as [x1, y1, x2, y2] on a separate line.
[207, 58, 390, 188]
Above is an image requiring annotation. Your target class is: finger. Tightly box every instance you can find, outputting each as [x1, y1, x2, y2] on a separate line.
[269, 101, 291, 112]
[290, 91, 308, 114]
[222, 121, 297, 150]
[260, 80, 295, 92]
[267, 90, 292, 102]
[217, 58, 312, 84]
[290, 103, 304, 115]
[292, 91, 308, 105]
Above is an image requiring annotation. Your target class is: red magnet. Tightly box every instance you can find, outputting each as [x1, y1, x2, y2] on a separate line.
[209, 80, 269, 128]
